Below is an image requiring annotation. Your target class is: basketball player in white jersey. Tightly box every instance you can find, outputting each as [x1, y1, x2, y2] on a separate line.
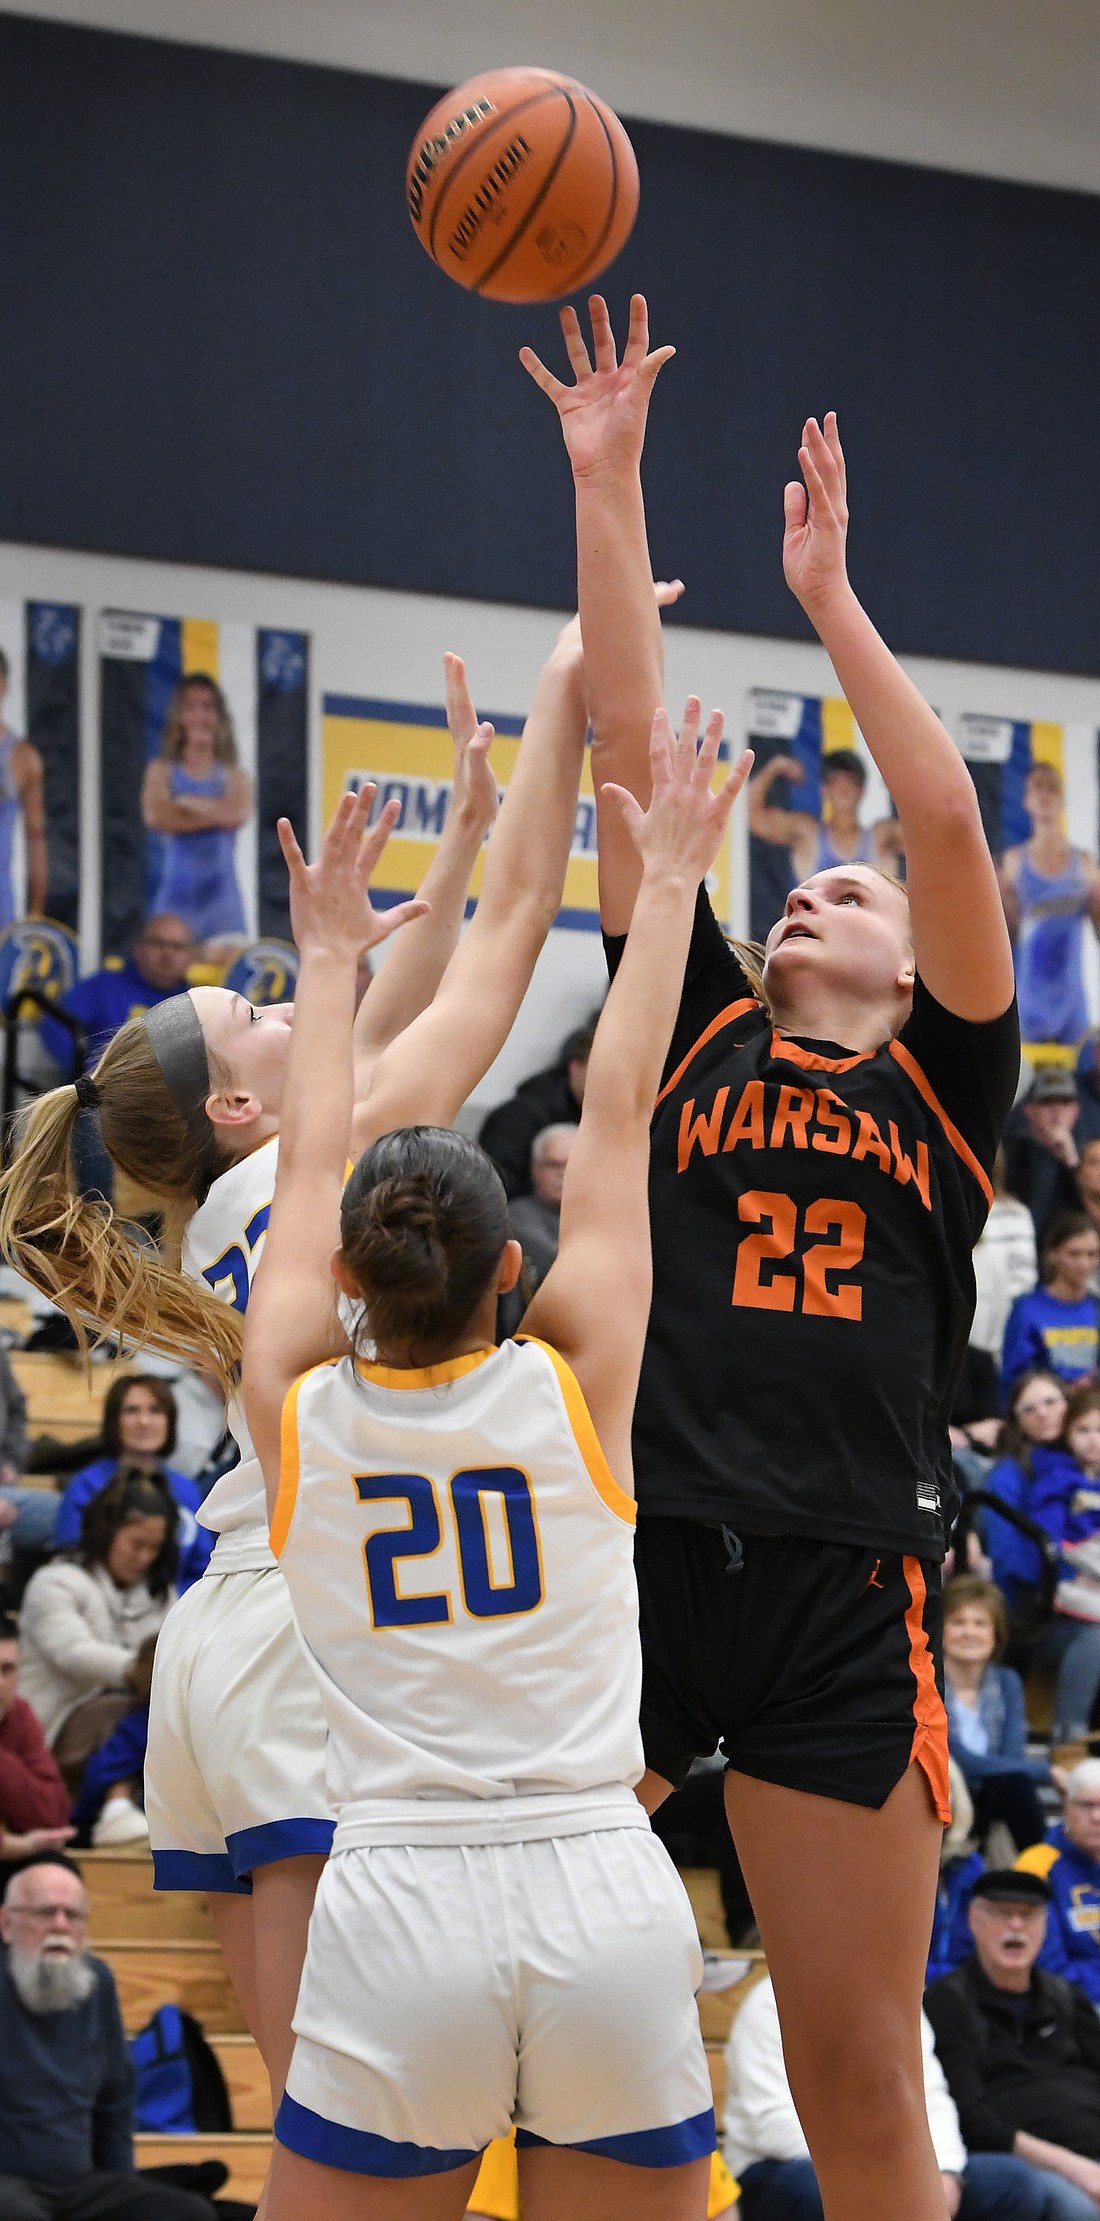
[241, 700, 753, 2220]
[0, 627, 591, 2117]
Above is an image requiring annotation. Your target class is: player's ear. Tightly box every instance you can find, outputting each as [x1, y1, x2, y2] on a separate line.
[330, 1248, 360, 1300]
[496, 1239, 524, 1296]
[205, 1086, 262, 1133]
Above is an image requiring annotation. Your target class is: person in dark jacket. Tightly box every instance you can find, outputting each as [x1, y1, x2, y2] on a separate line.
[926, 1868, 1100, 2218]
[0, 1853, 212, 2217]
[1004, 1069, 1085, 1246]
[477, 1020, 594, 1198]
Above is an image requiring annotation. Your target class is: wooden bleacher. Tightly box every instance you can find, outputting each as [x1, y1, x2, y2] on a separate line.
[10, 1350, 131, 1444]
[74, 1848, 757, 2206]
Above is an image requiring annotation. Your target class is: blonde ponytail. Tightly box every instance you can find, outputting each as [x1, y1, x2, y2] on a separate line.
[0, 1017, 243, 1394]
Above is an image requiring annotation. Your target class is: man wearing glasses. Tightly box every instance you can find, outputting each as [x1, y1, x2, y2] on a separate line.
[0, 1855, 210, 2218]
[1017, 1758, 1100, 2010]
[39, 916, 197, 1080]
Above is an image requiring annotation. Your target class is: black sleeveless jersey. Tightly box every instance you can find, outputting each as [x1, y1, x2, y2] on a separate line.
[606, 891, 1020, 1556]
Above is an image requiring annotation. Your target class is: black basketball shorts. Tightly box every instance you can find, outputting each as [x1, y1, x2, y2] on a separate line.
[634, 1519, 950, 1823]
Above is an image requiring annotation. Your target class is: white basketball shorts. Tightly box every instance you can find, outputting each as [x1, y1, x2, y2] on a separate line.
[146, 1565, 335, 1893]
[276, 1826, 715, 2176]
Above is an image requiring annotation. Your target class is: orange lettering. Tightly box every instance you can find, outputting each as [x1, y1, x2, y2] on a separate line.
[802, 1198, 866, 1319]
[852, 1110, 892, 1174]
[890, 1125, 932, 1211]
[770, 1085, 815, 1149]
[677, 1087, 730, 1173]
[812, 1087, 852, 1155]
[732, 1190, 797, 1311]
[722, 1080, 766, 1152]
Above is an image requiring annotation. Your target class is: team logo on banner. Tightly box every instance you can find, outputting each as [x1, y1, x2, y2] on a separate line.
[321, 693, 732, 932]
[223, 940, 299, 1006]
[0, 919, 80, 1013]
[28, 604, 77, 666]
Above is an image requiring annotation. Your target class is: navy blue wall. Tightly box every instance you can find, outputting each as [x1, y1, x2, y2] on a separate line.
[2, 12, 1099, 672]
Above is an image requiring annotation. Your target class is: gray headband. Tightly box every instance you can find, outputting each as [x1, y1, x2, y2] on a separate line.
[141, 994, 218, 1182]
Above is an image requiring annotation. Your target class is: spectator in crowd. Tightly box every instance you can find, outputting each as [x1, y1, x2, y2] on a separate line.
[950, 1344, 1005, 1495]
[1026, 1383, 1100, 1743]
[925, 1867, 1100, 2219]
[18, 1474, 177, 1845]
[0, 1613, 72, 1863]
[1076, 1140, 1100, 1266]
[39, 913, 196, 1077]
[973, 1152, 1040, 1361]
[928, 1763, 985, 1987]
[1002, 1212, 1100, 1393]
[0, 1342, 57, 1559]
[54, 1377, 213, 1592]
[508, 1124, 576, 1292]
[1004, 1070, 1084, 1245]
[941, 1579, 1052, 1853]
[141, 674, 251, 951]
[1016, 1759, 1100, 2010]
[478, 1020, 594, 1198]
[725, 1967, 1046, 2219]
[0, 647, 47, 926]
[985, 1370, 1069, 1619]
[0, 1853, 214, 2219]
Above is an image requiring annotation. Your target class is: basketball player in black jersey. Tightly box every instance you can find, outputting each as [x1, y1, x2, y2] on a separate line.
[522, 298, 1019, 2221]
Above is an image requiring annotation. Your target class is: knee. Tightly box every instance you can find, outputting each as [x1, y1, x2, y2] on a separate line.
[785, 2033, 929, 2169]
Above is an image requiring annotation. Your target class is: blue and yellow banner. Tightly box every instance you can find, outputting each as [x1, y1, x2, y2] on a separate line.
[322, 694, 733, 933]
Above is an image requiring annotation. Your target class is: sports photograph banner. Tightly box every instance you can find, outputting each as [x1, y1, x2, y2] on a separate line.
[746, 684, 1100, 1056]
[0, 599, 81, 932]
[321, 693, 734, 933]
[99, 612, 308, 957]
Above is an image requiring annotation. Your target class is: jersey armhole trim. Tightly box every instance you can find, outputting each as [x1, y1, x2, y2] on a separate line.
[654, 998, 759, 1111]
[888, 1039, 995, 1208]
[517, 1335, 636, 1527]
[269, 1374, 308, 1557]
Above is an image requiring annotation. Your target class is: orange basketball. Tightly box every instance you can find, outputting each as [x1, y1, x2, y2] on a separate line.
[406, 67, 639, 303]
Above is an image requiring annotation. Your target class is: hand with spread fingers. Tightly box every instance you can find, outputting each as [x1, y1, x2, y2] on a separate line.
[277, 788, 429, 965]
[782, 409, 851, 621]
[520, 292, 675, 482]
[605, 698, 754, 888]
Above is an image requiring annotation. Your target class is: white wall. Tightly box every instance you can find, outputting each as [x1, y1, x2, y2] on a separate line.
[5, 0, 1100, 195]
[5, 534, 1100, 1116]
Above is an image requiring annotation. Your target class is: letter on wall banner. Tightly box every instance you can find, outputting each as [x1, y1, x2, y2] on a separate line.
[321, 693, 734, 933]
[99, 612, 307, 955]
[25, 603, 80, 929]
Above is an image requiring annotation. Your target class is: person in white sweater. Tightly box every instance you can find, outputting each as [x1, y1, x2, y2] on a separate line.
[972, 1157, 1039, 1362]
[724, 1974, 1051, 2220]
[17, 1470, 176, 1841]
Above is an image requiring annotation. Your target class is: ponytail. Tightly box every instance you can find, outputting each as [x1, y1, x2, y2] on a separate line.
[0, 1018, 242, 1394]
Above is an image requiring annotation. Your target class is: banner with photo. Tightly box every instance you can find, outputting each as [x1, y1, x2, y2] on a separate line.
[321, 693, 735, 933]
[98, 613, 308, 957]
[0, 599, 81, 930]
[745, 687, 1100, 1056]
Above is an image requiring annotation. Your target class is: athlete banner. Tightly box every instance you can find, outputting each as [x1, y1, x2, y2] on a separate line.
[321, 692, 734, 934]
[0, 599, 81, 932]
[98, 613, 308, 957]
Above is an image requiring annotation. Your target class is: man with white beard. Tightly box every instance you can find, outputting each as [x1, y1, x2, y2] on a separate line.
[0, 1857, 212, 2219]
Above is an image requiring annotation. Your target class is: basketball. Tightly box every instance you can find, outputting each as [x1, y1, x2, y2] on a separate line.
[405, 67, 639, 303]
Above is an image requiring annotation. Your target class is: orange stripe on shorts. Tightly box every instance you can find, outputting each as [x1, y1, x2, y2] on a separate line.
[902, 1554, 951, 1826]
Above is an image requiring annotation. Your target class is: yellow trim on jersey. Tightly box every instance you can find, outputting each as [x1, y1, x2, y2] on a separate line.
[468, 2133, 737, 2215]
[270, 1360, 340, 1557]
[517, 1336, 636, 1527]
[353, 1347, 495, 1391]
[1016, 1841, 1061, 1880]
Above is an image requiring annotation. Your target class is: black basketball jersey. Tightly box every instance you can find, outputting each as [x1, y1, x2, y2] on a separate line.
[606, 890, 1020, 1556]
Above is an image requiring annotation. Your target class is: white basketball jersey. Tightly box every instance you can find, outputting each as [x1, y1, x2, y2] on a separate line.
[182, 1136, 278, 1550]
[272, 1336, 645, 1843]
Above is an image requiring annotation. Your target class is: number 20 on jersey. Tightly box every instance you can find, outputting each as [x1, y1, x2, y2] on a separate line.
[356, 1467, 543, 1628]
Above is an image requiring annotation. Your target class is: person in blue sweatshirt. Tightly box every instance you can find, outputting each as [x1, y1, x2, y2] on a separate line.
[53, 1376, 212, 1592]
[1002, 1212, 1100, 1394]
[985, 1368, 1069, 1616]
[1017, 1759, 1100, 2009]
[1029, 1384, 1100, 1741]
[38, 915, 196, 1076]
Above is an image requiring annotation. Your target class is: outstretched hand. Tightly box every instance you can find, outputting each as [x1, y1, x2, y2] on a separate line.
[442, 654, 498, 831]
[782, 411, 850, 619]
[278, 787, 429, 963]
[603, 700, 754, 886]
[520, 293, 674, 481]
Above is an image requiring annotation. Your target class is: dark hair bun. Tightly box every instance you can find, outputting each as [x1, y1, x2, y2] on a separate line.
[341, 1128, 509, 1361]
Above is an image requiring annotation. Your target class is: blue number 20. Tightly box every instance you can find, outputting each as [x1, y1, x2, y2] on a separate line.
[355, 1467, 542, 1628]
